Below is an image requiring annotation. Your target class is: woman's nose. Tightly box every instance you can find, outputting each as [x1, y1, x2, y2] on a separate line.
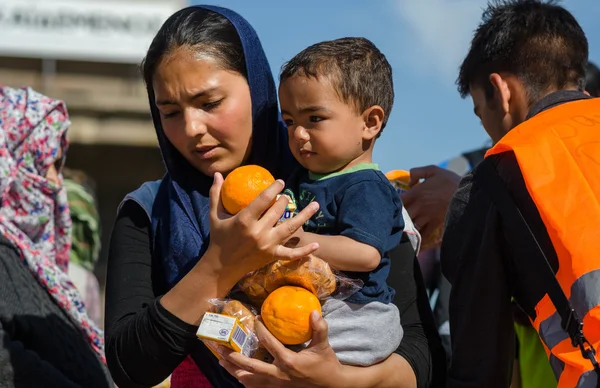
[184, 109, 208, 138]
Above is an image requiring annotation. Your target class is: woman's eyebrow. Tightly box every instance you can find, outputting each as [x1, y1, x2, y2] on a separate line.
[156, 87, 220, 106]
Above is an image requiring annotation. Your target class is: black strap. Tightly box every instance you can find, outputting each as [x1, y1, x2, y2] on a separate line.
[478, 160, 600, 380]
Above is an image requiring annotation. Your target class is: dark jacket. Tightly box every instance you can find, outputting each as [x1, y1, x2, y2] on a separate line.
[441, 90, 590, 387]
[0, 235, 112, 388]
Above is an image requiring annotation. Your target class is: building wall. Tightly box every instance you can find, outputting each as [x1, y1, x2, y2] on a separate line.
[0, 0, 186, 286]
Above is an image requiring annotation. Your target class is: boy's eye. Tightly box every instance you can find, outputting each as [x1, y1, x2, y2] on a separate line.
[284, 119, 294, 126]
[309, 116, 324, 123]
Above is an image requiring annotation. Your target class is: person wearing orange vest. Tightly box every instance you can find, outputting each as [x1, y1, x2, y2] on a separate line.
[441, 1, 600, 387]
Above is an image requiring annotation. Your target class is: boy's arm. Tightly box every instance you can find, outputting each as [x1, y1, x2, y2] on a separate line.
[296, 179, 403, 272]
[298, 232, 381, 272]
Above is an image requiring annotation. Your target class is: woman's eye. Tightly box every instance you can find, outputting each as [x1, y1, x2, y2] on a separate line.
[203, 99, 223, 110]
[309, 116, 324, 123]
[162, 111, 179, 119]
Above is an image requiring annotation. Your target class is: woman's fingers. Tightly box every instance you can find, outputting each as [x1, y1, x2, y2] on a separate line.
[259, 194, 294, 227]
[239, 180, 285, 222]
[273, 243, 319, 261]
[274, 201, 319, 240]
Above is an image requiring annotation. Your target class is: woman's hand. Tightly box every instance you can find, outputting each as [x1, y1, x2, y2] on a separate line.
[207, 173, 320, 281]
[219, 311, 346, 388]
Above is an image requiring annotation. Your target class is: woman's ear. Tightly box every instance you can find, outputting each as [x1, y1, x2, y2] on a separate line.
[362, 105, 384, 140]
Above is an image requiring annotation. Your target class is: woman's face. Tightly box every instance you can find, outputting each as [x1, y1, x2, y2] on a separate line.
[153, 47, 253, 177]
[45, 147, 63, 186]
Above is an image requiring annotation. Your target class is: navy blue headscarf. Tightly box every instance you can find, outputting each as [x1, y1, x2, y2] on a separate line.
[146, 5, 296, 290]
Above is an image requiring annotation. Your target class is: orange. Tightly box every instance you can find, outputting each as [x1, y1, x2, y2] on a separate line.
[385, 169, 412, 194]
[385, 169, 410, 183]
[221, 165, 275, 215]
[261, 286, 322, 345]
[385, 169, 442, 250]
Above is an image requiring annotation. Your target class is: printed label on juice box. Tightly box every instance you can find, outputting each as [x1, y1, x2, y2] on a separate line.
[197, 313, 255, 356]
[276, 194, 297, 225]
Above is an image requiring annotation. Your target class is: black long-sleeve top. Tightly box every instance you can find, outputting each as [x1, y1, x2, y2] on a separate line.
[105, 200, 446, 388]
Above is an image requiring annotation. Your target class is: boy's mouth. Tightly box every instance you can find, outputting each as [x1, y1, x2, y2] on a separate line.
[299, 150, 316, 158]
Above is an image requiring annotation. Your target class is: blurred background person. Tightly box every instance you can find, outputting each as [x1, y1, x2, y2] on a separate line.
[64, 168, 103, 327]
[0, 86, 112, 387]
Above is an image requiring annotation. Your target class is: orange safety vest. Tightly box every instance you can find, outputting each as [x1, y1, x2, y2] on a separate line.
[485, 98, 600, 388]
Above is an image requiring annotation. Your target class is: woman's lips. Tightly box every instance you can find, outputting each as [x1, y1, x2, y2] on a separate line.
[194, 145, 218, 160]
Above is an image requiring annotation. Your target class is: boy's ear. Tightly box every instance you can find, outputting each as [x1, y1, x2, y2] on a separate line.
[362, 105, 384, 140]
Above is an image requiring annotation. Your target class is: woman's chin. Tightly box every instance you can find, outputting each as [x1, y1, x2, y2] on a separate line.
[194, 160, 238, 178]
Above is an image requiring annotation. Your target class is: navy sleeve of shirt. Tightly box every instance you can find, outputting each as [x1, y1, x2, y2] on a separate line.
[337, 179, 404, 255]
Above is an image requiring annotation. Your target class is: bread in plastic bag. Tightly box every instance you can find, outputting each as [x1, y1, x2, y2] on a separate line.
[236, 255, 363, 306]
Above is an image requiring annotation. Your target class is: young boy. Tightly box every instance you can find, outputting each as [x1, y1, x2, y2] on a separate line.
[278, 37, 405, 366]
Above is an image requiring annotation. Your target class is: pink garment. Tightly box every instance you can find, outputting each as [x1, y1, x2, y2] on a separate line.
[171, 356, 213, 388]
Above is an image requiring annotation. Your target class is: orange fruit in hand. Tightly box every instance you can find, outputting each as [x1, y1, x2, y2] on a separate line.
[385, 169, 412, 194]
[261, 286, 322, 345]
[385, 169, 410, 183]
[221, 165, 275, 215]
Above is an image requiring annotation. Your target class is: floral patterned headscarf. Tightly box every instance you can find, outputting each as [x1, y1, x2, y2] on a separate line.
[0, 86, 104, 360]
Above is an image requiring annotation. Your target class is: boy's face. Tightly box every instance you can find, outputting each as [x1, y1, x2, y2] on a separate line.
[279, 75, 370, 174]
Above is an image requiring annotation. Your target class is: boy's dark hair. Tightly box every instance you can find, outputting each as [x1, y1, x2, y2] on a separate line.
[457, 0, 588, 103]
[280, 37, 394, 133]
[586, 62, 600, 97]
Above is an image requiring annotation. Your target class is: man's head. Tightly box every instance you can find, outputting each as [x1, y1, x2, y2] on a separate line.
[457, 0, 588, 143]
[586, 62, 600, 97]
[279, 37, 393, 174]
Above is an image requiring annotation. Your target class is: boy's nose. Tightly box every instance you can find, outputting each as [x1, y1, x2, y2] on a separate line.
[294, 125, 310, 143]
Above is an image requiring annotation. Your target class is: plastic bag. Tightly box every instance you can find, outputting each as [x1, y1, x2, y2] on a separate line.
[236, 255, 363, 306]
[198, 299, 273, 363]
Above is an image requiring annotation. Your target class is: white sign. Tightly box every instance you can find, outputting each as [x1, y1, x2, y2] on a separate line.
[0, 0, 177, 63]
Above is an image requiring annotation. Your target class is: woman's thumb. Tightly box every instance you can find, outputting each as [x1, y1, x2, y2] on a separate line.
[209, 172, 224, 218]
[308, 310, 329, 348]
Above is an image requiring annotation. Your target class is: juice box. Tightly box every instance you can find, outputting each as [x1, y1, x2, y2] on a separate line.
[197, 313, 256, 357]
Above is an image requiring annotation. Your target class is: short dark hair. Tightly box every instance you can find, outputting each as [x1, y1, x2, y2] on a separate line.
[280, 37, 394, 132]
[586, 62, 600, 97]
[142, 7, 247, 87]
[457, 0, 588, 103]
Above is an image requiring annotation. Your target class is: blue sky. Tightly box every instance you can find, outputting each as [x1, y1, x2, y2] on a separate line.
[190, 0, 600, 173]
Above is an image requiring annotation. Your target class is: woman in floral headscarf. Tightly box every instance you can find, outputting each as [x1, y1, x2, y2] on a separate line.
[0, 86, 112, 387]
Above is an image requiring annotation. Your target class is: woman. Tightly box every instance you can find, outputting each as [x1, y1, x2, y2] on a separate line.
[0, 86, 112, 387]
[105, 5, 445, 388]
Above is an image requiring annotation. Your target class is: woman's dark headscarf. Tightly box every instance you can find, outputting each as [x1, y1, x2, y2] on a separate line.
[147, 5, 296, 289]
